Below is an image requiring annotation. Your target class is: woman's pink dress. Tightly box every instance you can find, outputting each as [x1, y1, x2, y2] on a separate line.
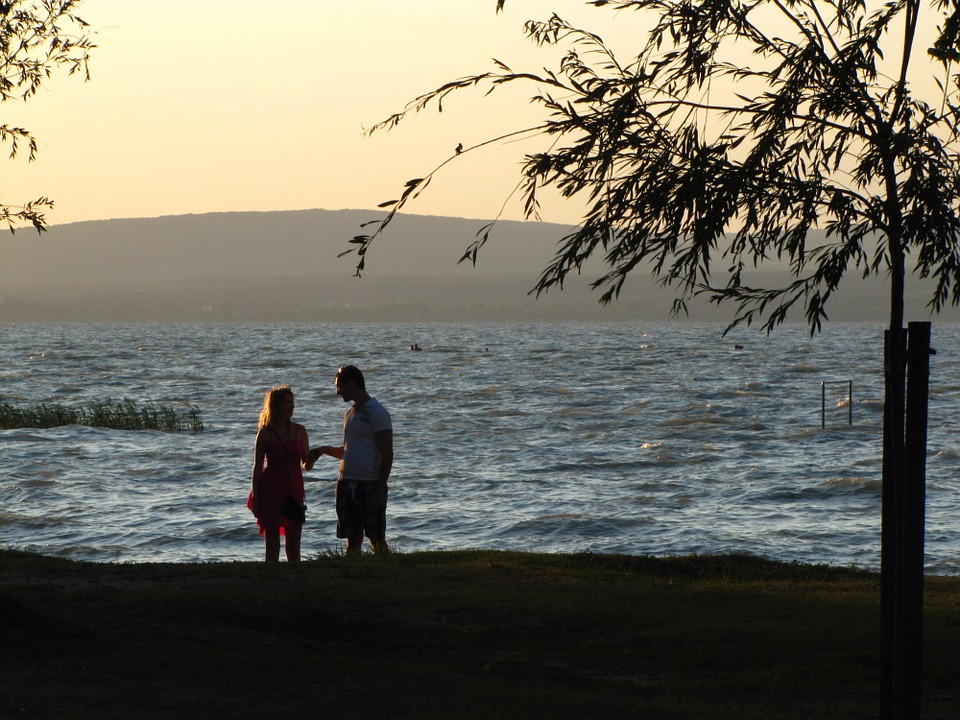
[247, 428, 305, 536]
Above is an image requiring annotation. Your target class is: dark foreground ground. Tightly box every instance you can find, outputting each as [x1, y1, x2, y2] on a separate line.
[2, 550, 958, 719]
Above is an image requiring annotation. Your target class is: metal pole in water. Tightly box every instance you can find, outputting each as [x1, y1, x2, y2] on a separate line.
[821, 381, 826, 429]
[848, 380, 853, 425]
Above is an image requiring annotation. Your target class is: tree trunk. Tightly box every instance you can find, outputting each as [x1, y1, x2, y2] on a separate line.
[881, 327, 904, 720]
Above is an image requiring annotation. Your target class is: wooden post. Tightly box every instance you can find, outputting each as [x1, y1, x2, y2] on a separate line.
[882, 322, 932, 719]
[894, 321, 931, 718]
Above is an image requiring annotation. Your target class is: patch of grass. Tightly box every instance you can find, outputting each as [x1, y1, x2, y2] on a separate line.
[2, 549, 958, 719]
[0, 399, 204, 431]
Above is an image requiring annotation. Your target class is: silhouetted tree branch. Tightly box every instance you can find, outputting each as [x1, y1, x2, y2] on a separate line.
[350, 0, 960, 336]
[1, 0, 95, 234]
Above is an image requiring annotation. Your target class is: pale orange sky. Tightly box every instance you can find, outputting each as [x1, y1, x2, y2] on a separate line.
[3, 0, 950, 229]
[4, 0, 619, 228]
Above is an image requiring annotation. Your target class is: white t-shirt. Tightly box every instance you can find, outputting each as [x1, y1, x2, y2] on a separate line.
[339, 397, 392, 482]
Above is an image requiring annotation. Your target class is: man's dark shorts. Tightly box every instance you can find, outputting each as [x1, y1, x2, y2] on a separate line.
[336, 480, 387, 541]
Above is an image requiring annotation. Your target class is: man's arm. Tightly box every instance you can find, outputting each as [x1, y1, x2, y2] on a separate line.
[308, 445, 344, 464]
[374, 429, 393, 489]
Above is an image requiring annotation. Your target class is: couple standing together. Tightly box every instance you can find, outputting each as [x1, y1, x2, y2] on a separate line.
[248, 365, 393, 562]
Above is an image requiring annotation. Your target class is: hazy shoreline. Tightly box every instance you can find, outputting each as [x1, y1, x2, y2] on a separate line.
[4, 209, 957, 323]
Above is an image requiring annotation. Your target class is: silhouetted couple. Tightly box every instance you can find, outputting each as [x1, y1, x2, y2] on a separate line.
[248, 365, 393, 561]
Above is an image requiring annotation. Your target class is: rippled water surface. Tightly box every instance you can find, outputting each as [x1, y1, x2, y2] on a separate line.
[2, 321, 959, 572]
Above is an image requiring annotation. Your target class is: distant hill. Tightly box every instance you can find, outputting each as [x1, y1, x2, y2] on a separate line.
[0, 208, 955, 323]
[2, 209, 568, 284]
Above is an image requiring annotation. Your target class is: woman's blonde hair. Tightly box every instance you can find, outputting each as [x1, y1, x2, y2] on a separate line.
[259, 385, 293, 429]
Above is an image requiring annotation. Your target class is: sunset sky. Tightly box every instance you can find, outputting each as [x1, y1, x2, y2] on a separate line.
[4, 1, 949, 229]
[5, 0, 625, 228]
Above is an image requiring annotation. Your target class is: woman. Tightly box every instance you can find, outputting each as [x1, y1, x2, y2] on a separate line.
[248, 385, 313, 562]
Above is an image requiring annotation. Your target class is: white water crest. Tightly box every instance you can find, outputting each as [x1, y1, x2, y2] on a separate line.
[2, 321, 959, 573]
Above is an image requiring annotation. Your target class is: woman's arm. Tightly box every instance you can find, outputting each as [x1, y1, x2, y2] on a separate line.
[297, 423, 314, 470]
[251, 427, 267, 514]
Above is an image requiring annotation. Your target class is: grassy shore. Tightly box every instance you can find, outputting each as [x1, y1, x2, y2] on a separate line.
[2, 549, 958, 719]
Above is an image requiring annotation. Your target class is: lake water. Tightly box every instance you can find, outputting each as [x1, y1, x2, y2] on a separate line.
[2, 321, 959, 573]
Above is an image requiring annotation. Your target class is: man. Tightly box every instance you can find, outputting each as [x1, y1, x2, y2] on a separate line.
[310, 365, 393, 556]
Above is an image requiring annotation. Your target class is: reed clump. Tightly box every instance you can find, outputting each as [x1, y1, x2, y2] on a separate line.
[0, 399, 204, 431]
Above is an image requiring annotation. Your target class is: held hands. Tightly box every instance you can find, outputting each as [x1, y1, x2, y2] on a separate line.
[306, 445, 342, 467]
